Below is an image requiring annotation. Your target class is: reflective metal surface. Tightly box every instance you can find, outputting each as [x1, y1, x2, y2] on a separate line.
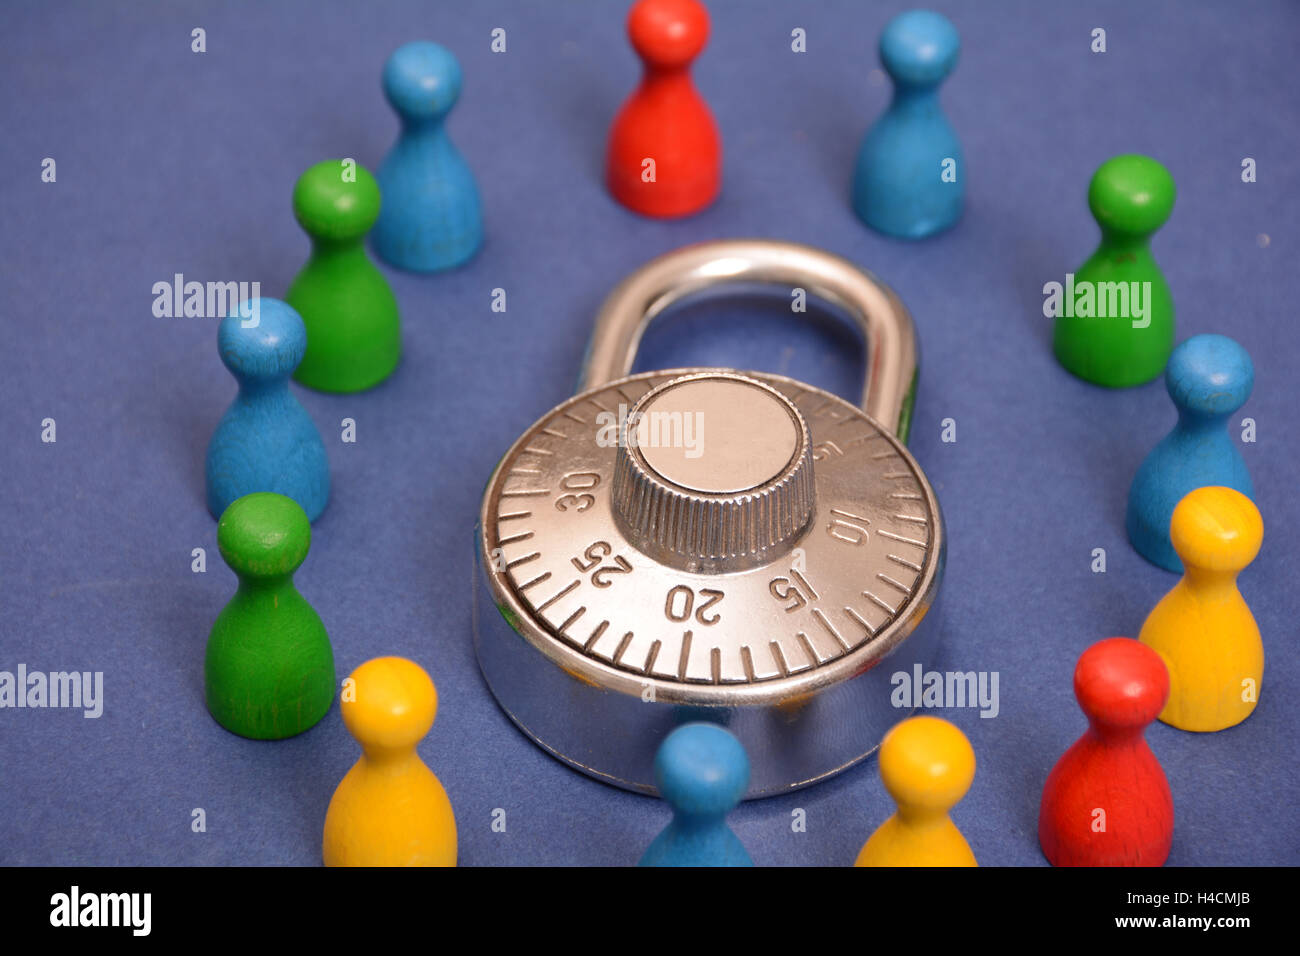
[474, 240, 943, 797]
[579, 238, 918, 440]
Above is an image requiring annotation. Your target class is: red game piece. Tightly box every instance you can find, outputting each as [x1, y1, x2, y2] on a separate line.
[1038, 637, 1174, 867]
[606, 0, 720, 218]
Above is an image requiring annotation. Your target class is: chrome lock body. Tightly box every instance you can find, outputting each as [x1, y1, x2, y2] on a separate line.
[474, 240, 944, 798]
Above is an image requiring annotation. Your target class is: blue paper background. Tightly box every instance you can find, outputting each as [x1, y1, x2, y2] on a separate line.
[1, 0, 1297, 866]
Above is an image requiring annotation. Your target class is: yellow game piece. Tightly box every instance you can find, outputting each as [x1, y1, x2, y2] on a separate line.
[1139, 486, 1264, 732]
[854, 715, 977, 867]
[323, 657, 457, 866]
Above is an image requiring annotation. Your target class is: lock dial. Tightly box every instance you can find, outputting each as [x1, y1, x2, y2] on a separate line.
[479, 368, 940, 694]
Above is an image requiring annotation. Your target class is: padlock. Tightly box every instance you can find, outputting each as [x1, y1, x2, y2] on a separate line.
[474, 239, 944, 797]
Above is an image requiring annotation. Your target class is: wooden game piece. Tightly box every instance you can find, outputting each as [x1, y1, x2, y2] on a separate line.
[287, 159, 401, 393]
[639, 723, 753, 867]
[323, 657, 457, 867]
[1053, 154, 1176, 387]
[204, 493, 335, 740]
[1127, 334, 1255, 571]
[606, 0, 720, 218]
[204, 298, 330, 522]
[851, 10, 963, 239]
[1139, 487, 1263, 732]
[1038, 638, 1174, 867]
[854, 715, 977, 866]
[372, 42, 482, 273]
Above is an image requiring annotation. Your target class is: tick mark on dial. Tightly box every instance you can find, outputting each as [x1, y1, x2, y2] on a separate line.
[863, 590, 898, 616]
[557, 606, 587, 634]
[535, 579, 581, 613]
[496, 530, 534, 546]
[584, 620, 610, 650]
[845, 606, 877, 635]
[812, 608, 849, 649]
[877, 572, 912, 595]
[888, 552, 923, 572]
[770, 640, 791, 677]
[644, 639, 662, 675]
[613, 631, 634, 664]
[677, 631, 693, 680]
[517, 571, 551, 592]
[797, 631, 824, 664]
[879, 529, 927, 548]
[893, 513, 928, 524]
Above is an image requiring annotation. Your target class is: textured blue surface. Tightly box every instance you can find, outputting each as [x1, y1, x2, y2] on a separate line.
[204, 300, 331, 522]
[1127, 334, 1255, 572]
[373, 42, 484, 272]
[638, 723, 754, 867]
[852, 10, 963, 238]
[0, 0, 1298, 867]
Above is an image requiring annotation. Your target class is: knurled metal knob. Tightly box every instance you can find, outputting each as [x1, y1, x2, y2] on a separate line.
[611, 372, 816, 571]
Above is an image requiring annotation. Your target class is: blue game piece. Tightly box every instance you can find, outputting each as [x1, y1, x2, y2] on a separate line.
[852, 10, 963, 239]
[1126, 334, 1255, 572]
[204, 298, 330, 522]
[372, 42, 483, 273]
[638, 723, 754, 868]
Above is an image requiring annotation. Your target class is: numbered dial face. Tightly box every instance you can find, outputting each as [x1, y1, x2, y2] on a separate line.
[480, 368, 942, 702]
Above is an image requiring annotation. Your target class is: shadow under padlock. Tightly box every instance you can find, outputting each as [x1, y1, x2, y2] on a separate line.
[473, 240, 943, 798]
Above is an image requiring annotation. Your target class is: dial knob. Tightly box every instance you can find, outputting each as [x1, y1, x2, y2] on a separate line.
[611, 372, 816, 571]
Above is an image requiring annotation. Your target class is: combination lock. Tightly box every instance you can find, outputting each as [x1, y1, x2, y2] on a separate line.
[474, 240, 944, 797]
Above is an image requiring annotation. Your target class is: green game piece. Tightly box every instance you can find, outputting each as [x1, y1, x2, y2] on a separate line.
[1053, 154, 1176, 388]
[204, 493, 336, 740]
[287, 159, 402, 393]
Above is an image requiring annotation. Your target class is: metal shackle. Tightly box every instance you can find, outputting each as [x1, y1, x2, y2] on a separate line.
[578, 239, 919, 440]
